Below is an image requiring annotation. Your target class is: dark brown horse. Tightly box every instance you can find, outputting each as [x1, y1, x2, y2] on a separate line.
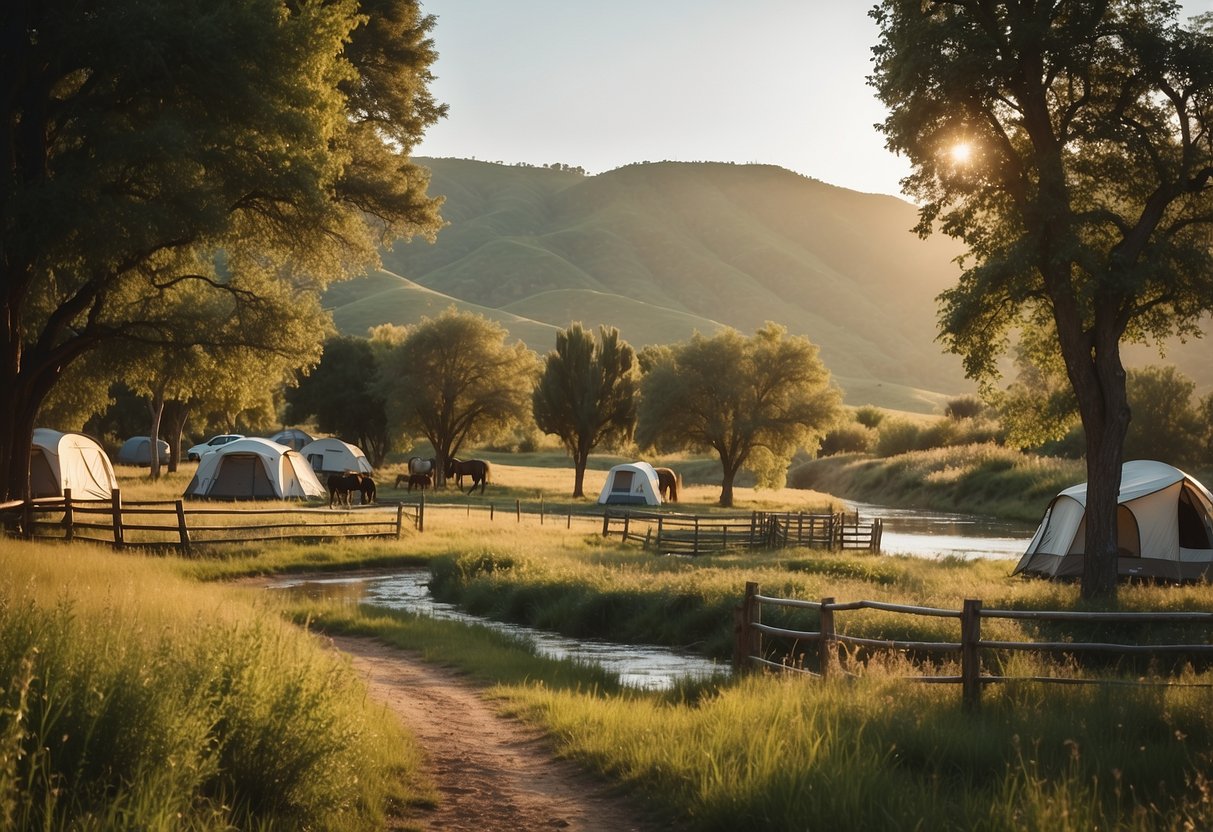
[654, 467, 681, 502]
[327, 472, 362, 507]
[407, 473, 431, 492]
[358, 475, 376, 504]
[446, 458, 491, 495]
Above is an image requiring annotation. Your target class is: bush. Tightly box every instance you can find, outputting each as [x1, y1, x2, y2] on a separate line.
[944, 395, 985, 420]
[854, 406, 886, 429]
[820, 424, 876, 456]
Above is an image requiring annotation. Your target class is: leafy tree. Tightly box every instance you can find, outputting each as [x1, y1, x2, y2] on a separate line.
[1123, 366, 1202, 467]
[1, 0, 444, 500]
[375, 309, 539, 485]
[637, 324, 841, 507]
[944, 395, 984, 421]
[285, 336, 391, 466]
[1199, 392, 1213, 464]
[871, 1, 1213, 597]
[533, 324, 639, 498]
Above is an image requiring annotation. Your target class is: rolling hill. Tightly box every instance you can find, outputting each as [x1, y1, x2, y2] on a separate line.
[325, 157, 1210, 413]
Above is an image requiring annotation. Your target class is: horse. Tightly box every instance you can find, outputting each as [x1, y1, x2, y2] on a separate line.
[446, 458, 491, 495]
[654, 467, 682, 502]
[394, 473, 409, 489]
[408, 457, 437, 478]
[358, 475, 376, 505]
[327, 472, 362, 508]
[407, 473, 431, 492]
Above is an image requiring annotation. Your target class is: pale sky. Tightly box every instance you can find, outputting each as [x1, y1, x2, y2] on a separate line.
[414, 1, 1213, 199]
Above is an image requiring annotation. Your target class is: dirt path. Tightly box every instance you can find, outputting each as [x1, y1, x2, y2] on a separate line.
[328, 635, 669, 832]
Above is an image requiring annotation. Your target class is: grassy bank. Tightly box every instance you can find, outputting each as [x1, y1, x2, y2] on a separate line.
[0, 541, 432, 830]
[790, 444, 1084, 521]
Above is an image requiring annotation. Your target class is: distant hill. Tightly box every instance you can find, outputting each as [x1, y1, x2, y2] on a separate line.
[325, 158, 1211, 413]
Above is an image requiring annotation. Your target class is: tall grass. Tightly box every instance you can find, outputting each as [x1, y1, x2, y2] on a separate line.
[0, 542, 431, 830]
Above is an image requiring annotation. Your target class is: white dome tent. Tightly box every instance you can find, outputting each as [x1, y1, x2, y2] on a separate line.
[116, 436, 170, 466]
[1014, 460, 1213, 581]
[184, 438, 325, 500]
[597, 462, 663, 506]
[298, 438, 373, 476]
[31, 429, 117, 501]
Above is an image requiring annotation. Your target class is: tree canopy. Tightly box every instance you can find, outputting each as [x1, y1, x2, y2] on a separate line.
[285, 335, 391, 467]
[870, 0, 1213, 597]
[533, 324, 639, 498]
[375, 309, 539, 484]
[1, 0, 445, 500]
[637, 324, 841, 507]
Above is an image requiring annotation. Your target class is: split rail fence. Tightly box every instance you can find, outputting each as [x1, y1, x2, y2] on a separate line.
[602, 509, 882, 555]
[734, 581, 1213, 709]
[0, 489, 422, 553]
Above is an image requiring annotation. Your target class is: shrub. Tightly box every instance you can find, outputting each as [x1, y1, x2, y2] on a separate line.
[819, 424, 876, 456]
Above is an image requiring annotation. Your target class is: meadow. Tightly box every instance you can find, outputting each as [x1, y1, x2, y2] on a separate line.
[5, 456, 1213, 829]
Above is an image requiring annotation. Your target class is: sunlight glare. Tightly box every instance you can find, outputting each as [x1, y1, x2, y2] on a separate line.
[950, 142, 973, 165]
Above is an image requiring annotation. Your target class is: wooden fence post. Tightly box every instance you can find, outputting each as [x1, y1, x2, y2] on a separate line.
[567, 509, 571, 529]
[623, 512, 630, 542]
[601, 511, 611, 536]
[62, 489, 74, 542]
[540, 497, 544, 525]
[395, 502, 405, 538]
[749, 511, 757, 547]
[516, 499, 521, 522]
[962, 598, 983, 710]
[656, 516, 663, 550]
[819, 596, 837, 680]
[693, 516, 700, 555]
[733, 581, 761, 670]
[490, 504, 495, 522]
[110, 488, 125, 550]
[175, 499, 191, 554]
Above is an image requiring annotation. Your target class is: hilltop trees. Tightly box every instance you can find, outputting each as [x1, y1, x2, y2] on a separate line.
[533, 324, 639, 498]
[871, 1, 1213, 598]
[637, 324, 841, 507]
[0, 0, 444, 501]
[375, 309, 539, 484]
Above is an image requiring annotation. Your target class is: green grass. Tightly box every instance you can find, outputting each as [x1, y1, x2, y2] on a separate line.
[0, 541, 433, 830]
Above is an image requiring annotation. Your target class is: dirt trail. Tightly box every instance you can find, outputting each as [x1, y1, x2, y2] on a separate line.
[329, 635, 669, 832]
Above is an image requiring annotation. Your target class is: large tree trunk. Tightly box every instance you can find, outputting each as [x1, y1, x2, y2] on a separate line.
[1059, 317, 1130, 600]
[146, 384, 167, 480]
[718, 457, 739, 508]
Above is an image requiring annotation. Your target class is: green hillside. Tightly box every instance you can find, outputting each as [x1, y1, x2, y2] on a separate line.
[324, 157, 1211, 412]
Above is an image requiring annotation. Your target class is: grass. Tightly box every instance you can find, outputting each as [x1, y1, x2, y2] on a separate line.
[0, 540, 433, 830]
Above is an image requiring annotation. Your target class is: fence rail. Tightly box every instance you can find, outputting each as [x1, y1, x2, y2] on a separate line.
[734, 581, 1213, 709]
[602, 509, 882, 555]
[1, 489, 422, 552]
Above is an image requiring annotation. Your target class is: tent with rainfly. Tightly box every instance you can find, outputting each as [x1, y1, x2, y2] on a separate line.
[597, 461, 663, 506]
[1013, 460, 1213, 581]
[31, 428, 117, 500]
[184, 438, 325, 500]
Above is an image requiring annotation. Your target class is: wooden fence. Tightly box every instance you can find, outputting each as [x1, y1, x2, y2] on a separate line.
[1, 489, 422, 553]
[602, 510, 882, 555]
[734, 581, 1213, 709]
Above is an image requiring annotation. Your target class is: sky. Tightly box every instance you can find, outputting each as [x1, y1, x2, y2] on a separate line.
[413, 1, 1213, 200]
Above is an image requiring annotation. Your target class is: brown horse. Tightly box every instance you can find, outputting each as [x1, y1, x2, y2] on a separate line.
[327, 472, 362, 507]
[654, 467, 681, 502]
[358, 475, 376, 504]
[407, 473, 431, 492]
[446, 458, 491, 495]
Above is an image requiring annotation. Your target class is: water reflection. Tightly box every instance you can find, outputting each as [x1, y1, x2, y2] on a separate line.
[269, 571, 727, 691]
[844, 501, 1037, 561]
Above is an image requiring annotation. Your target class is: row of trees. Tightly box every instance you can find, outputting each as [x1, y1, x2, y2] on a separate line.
[285, 309, 842, 507]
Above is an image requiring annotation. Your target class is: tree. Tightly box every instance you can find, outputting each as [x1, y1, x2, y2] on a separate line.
[285, 336, 392, 466]
[375, 309, 539, 485]
[636, 324, 841, 507]
[871, 1, 1213, 598]
[1123, 366, 1202, 466]
[1, 0, 445, 500]
[533, 324, 639, 498]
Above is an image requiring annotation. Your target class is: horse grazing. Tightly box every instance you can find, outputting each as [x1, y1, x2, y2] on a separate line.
[446, 458, 491, 495]
[407, 473, 431, 492]
[654, 467, 682, 502]
[327, 472, 362, 508]
[358, 475, 376, 505]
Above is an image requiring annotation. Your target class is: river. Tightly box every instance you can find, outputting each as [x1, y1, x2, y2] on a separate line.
[845, 501, 1038, 561]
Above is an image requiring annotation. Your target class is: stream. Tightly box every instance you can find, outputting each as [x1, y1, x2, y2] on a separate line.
[845, 501, 1037, 561]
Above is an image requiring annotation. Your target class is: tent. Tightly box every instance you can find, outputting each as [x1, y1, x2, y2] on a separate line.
[298, 438, 373, 476]
[183, 438, 325, 500]
[597, 462, 663, 506]
[116, 436, 170, 466]
[1014, 460, 1213, 581]
[268, 428, 313, 451]
[31, 428, 117, 501]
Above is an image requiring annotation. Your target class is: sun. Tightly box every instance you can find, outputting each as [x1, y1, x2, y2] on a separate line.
[949, 142, 974, 165]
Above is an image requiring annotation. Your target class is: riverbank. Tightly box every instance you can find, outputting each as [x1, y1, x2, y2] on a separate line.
[790, 443, 1084, 522]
